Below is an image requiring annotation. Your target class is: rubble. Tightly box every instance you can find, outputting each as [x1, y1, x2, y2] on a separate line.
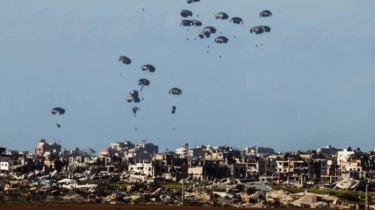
[1, 141, 375, 208]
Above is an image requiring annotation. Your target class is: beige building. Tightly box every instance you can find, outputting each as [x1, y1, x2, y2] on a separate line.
[34, 139, 61, 156]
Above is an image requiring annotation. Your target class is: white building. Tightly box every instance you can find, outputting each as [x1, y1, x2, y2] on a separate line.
[0, 161, 9, 171]
[176, 143, 189, 158]
[337, 148, 355, 165]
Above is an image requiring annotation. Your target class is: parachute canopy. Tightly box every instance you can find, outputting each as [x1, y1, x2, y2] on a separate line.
[181, 20, 193, 26]
[191, 20, 202, 26]
[250, 26, 271, 34]
[215, 36, 229, 44]
[181, 10, 193, 18]
[142, 64, 155, 72]
[119, 56, 131, 64]
[215, 12, 229, 20]
[51, 107, 65, 115]
[199, 30, 211, 39]
[130, 90, 139, 98]
[187, 0, 200, 4]
[126, 96, 140, 103]
[138, 78, 150, 86]
[169, 88, 182, 96]
[203, 26, 217, 34]
[260, 10, 272, 17]
[127, 90, 141, 103]
[138, 78, 150, 91]
[230, 17, 243, 24]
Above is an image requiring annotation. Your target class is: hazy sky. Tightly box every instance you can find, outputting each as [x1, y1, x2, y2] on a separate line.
[1, 0, 374, 153]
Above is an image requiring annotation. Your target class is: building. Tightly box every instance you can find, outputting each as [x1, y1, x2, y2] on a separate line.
[176, 143, 189, 158]
[111, 140, 134, 151]
[244, 146, 275, 157]
[0, 161, 9, 171]
[188, 147, 206, 158]
[135, 141, 158, 154]
[0, 147, 6, 155]
[34, 139, 61, 156]
[316, 145, 340, 156]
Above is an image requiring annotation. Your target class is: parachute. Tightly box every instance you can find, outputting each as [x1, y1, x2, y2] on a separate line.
[51, 107, 65, 115]
[130, 90, 139, 98]
[169, 89, 182, 129]
[171, 106, 176, 114]
[201, 26, 216, 51]
[181, 10, 193, 18]
[262, 26, 271, 32]
[250, 26, 271, 47]
[215, 36, 229, 44]
[142, 64, 155, 73]
[215, 36, 229, 58]
[203, 26, 217, 34]
[51, 107, 65, 131]
[191, 20, 202, 27]
[181, 20, 193, 27]
[169, 88, 182, 96]
[230, 17, 243, 24]
[230, 17, 243, 38]
[119, 56, 131, 64]
[215, 12, 230, 34]
[126, 96, 134, 103]
[198, 30, 211, 39]
[138, 78, 150, 91]
[126, 96, 141, 103]
[187, 0, 200, 4]
[250, 26, 271, 34]
[215, 12, 229, 20]
[132, 106, 140, 117]
[260, 10, 272, 18]
[127, 90, 141, 103]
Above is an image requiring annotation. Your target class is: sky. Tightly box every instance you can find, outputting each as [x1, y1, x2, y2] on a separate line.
[1, 0, 375, 153]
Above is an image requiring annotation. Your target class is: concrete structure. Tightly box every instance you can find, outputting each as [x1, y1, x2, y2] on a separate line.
[244, 146, 275, 157]
[34, 139, 61, 156]
[0, 147, 6, 155]
[0, 161, 9, 171]
[316, 145, 341, 156]
[176, 143, 189, 158]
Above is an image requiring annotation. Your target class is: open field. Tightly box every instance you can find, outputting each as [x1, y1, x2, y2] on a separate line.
[0, 203, 308, 210]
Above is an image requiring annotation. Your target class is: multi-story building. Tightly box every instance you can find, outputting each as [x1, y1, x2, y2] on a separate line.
[34, 139, 61, 156]
[244, 146, 275, 157]
[176, 143, 189, 158]
[0, 147, 6, 155]
[316, 145, 341, 157]
[135, 141, 158, 155]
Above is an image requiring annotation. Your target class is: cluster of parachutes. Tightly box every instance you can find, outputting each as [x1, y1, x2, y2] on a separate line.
[119, 55, 183, 130]
[50, 3, 273, 135]
[119, 56, 155, 121]
[179, 1, 273, 56]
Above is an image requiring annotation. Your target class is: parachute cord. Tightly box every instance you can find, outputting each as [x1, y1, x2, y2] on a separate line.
[219, 42, 228, 58]
[134, 109, 138, 131]
[173, 96, 177, 130]
[232, 24, 236, 39]
[206, 38, 211, 53]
